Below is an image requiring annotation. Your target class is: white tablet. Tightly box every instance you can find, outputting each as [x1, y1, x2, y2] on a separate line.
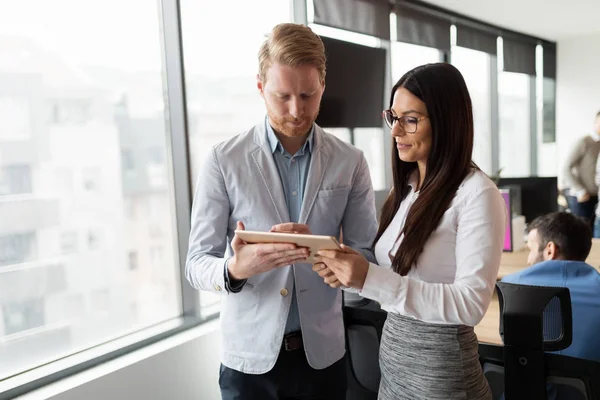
[234, 230, 342, 263]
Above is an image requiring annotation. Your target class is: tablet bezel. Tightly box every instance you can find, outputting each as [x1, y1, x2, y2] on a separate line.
[234, 230, 342, 263]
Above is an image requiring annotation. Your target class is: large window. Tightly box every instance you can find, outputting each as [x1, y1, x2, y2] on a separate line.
[498, 72, 532, 177]
[0, 165, 32, 195]
[452, 46, 493, 175]
[180, 0, 291, 318]
[542, 78, 556, 144]
[320, 127, 386, 190]
[0, 98, 31, 141]
[0, 0, 181, 381]
[391, 42, 441, 83]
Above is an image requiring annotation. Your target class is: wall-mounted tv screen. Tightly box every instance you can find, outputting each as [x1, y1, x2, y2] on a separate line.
[316, 36, 386, 129]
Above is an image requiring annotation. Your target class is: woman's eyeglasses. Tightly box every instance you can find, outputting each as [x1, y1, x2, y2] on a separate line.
[382, 110, 428, 133]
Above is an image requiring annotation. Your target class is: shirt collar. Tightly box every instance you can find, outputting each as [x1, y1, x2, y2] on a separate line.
[266, 117, 315, 155]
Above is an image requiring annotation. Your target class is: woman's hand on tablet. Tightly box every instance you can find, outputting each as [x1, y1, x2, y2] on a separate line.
[312, 263, 342, 288]
[314, 245, 369, 290]
[229, 221, 310, 280]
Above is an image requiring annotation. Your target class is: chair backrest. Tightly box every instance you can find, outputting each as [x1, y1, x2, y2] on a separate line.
[496, 281, 573, 352]
[480, 282, 600, 399]
[496, 281, 572, 399]
[343, 294, 387, 400]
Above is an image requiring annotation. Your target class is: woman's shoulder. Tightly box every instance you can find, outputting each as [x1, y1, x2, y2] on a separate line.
[456, 168, 499, 199]
[447, 169, 505, 218]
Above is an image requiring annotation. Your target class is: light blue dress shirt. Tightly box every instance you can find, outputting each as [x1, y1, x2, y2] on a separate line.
[266, 118, 314, 334]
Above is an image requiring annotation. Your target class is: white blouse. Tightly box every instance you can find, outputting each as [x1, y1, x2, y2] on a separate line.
[360, 169, 507, 326]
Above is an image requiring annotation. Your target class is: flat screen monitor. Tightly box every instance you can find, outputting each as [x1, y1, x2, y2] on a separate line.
[316, 36, 386, 128]
[497, 177, 558, 224]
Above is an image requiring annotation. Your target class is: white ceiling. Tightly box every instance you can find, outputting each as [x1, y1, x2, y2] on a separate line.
[422, 0, 600, 41]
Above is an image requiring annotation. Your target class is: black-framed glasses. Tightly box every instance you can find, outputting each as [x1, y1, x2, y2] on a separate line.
[382, 110, 428, 133]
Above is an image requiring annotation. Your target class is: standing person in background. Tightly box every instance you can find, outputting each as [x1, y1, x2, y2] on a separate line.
[563, 111, 600, 230]
[592, 112, 600, 237]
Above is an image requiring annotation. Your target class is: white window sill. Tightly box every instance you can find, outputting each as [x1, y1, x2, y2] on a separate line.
[1, 317, 219, 399]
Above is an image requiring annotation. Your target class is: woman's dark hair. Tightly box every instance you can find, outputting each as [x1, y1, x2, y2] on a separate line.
[374, 63, 475, 275]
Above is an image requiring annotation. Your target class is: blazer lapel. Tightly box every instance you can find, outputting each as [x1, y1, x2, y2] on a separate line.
[251, 122, 290, 224]
[300, 126, 329, 224]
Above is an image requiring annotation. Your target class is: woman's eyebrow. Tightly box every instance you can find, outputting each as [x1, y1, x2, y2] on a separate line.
[400, 109, 425, 116]
[391, 108, 425, 116]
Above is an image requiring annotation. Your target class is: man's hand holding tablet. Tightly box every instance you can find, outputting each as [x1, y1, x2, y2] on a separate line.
[228, 222, 311, 280]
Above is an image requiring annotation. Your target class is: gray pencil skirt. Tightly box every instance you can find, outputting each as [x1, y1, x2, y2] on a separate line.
[378, 312, 492, 400]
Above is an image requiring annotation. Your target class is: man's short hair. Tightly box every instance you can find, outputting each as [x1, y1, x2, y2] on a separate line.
[528, 212, 592, 261]
[258, 23, 326, 83]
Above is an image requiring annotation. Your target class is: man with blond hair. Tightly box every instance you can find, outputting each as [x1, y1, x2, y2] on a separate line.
[185, 23, 378, 399]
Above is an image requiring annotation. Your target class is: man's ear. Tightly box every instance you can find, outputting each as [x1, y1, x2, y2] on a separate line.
[546, 241, 560, 260]
[257, 74, 265, 98]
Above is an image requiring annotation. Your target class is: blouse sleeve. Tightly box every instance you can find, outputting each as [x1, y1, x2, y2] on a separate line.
[359, 185, 507, 326]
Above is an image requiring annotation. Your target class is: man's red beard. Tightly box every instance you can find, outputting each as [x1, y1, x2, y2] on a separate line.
[266, 107, 319, 137]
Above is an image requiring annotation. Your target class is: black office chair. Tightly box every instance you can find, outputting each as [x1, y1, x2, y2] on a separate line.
[343, 293, 387, 400]
[481, 344, 600, 400]
[480, 282, 600, 399]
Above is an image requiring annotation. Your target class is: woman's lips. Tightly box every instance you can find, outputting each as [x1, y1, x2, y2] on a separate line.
[396, 143, 412, 150]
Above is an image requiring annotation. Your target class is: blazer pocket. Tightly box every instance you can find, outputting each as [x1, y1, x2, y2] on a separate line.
[317, 186, 351, 198]
[313, 187, 351, 233]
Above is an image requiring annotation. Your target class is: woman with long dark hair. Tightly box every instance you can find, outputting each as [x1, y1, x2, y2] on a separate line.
[314, 63, 506, 399]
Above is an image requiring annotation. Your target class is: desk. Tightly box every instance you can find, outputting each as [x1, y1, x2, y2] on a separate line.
[497, 264, 528, 280]
[475, 295, 502, 345]
[490, 251, 530, 344]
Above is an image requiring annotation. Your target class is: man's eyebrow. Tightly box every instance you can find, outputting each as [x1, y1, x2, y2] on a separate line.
[274, 90, 318, 96]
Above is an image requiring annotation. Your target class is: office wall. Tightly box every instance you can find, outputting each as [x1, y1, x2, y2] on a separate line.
[46, 328, 221, 400]
[554, 32, 600, 183]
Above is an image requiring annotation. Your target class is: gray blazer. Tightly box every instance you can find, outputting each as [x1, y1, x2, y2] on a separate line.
[185, 120, 378, 374]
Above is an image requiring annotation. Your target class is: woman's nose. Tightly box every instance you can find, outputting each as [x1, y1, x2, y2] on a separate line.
[390, 123, 406, 138]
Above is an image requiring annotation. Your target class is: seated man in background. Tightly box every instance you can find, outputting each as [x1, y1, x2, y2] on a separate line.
[502, 211, 600, 362]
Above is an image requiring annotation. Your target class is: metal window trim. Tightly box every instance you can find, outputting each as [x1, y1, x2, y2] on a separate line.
[490, 55, 500, 176]
[160, 0, 199, 318]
